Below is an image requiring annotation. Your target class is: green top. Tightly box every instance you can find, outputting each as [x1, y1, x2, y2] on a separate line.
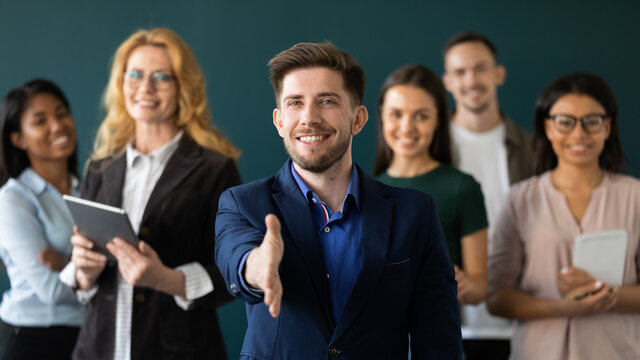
[377, 165, 488, 267]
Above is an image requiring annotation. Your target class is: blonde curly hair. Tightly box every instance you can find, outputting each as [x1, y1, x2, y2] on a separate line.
[92, 28, 239, 160]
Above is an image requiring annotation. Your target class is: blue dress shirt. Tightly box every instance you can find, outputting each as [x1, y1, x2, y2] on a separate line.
[0, 168, 84, 327]
[238, 162, 363, 323]
[290, 163, 362, 323]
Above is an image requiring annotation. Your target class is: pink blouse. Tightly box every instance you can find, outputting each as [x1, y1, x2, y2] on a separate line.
[489, 171, 640, 360]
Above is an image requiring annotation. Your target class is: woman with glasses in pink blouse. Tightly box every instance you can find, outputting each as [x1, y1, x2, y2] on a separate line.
[488, 73, 640, 359]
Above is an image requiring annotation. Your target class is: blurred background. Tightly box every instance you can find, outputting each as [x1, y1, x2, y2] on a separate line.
[1, 0, 638, 357]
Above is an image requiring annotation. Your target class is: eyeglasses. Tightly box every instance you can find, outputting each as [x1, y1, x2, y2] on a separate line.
[547, 113, 608, 134]
[123, 70, 175, 91]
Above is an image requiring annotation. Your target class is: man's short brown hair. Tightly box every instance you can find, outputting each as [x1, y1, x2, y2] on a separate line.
[443, 31, 498, 62]
[268, 42, 365, 107]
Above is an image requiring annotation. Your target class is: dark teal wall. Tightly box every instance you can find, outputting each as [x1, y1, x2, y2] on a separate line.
[1, 1, 638, 357]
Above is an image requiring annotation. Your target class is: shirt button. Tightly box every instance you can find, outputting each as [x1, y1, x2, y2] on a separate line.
[311, 198, 317, 203]
[326, 273, 330, 279]
[324, 227, 330, 233]
[328, 346, 341, 357]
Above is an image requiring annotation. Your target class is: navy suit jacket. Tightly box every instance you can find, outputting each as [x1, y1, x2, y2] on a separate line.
[215, 161, 461, 359]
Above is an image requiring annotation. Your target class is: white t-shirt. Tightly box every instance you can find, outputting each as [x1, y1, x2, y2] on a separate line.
[450, 121, 513, 339]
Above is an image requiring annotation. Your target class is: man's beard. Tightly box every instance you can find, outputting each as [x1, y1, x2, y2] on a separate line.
[461, 86, 490, 114]
[284, 125, 352, 174]
[463, 101, 490, 115]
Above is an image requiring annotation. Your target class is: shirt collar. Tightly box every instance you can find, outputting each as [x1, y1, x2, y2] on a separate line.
[126, 130, 184, 169]
[290, 160, 361, 211]
[18, 167, 80, 195]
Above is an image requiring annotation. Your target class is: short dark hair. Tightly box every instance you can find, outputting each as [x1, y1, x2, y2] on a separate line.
[0, 79, 78, 185]
[268, 42, 365, 107]
[443, 31, 498, 62]
[533, 73, 625, 174]
[373, 64, 452, 176]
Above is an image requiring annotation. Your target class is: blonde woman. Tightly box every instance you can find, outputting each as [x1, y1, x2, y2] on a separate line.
[67, 28, 241, 360]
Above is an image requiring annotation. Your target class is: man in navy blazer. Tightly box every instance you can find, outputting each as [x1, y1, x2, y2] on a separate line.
[215, 42, 461, 359]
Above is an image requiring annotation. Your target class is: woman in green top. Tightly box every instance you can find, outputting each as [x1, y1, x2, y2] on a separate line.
[374, 64, 488, 306]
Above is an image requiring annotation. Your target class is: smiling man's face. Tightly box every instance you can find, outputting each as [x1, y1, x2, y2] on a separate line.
[273, 67, 366, 173]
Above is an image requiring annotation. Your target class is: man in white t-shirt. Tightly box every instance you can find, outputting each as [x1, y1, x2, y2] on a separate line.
[442, 31, 533, 360]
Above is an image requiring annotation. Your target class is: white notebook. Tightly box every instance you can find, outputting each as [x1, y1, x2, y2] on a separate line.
[573, 229, 627, 286]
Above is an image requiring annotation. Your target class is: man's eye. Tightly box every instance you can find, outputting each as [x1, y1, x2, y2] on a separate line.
[321, 99, 335, 105]
[288, 100, 302, 106]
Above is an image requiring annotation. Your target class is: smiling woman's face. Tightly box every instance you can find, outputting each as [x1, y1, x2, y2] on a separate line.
[545, 93, 611, 169]
[10, 92, 76, 167]
[123, 45, 178, 126]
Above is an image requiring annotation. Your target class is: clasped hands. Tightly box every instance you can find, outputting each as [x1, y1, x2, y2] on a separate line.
[557, 266, 617, 315]
[70, 227, 184, 296]
[244, 214, 284, 318]
[454, 265, 487, 305]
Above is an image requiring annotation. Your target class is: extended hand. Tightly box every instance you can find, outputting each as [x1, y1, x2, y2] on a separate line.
[245, 214, 284, 318]
[106, 239, 184, 297]
[557, 266, 594, 297]
[71, 226, 107, 290]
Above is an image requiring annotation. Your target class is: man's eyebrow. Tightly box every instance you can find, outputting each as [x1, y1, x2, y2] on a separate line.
[282, 94, 303, 102]
[317, 92, 341, 99]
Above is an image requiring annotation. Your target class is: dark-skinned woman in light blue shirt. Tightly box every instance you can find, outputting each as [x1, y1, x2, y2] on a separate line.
[0, 79, 84, 359]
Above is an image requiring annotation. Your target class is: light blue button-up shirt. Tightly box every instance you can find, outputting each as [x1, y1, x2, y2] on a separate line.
[0, 168, 84, 327]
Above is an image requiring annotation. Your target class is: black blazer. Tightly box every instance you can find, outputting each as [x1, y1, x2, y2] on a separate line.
[73, 134, 241, 360]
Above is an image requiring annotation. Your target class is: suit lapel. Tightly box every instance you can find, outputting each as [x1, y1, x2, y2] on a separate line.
[332, 168, 392, 340]
[101, 155, 127, 207]
[272, 162, 335, 329]
[141, 134, 203, 225]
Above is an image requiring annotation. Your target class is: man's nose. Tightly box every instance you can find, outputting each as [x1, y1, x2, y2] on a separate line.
[300, 103, 320, 126]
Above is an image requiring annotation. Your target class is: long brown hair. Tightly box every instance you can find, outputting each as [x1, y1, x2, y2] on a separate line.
[373, 64, 452, 176]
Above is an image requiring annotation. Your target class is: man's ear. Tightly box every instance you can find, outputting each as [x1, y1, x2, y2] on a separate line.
[496, 65, 506, 86]
[351, 105, 369, 136]
[442, 73, 453, 93]
[273, 108, 284, 138]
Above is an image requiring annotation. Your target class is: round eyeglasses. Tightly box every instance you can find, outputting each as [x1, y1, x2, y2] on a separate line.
[547, 113, 607, 134]
[123, 70, 175, 91]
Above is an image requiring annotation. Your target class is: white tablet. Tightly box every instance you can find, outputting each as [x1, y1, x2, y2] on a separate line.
[63, 195, 138, 259]
[573, 229, 627, 286]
